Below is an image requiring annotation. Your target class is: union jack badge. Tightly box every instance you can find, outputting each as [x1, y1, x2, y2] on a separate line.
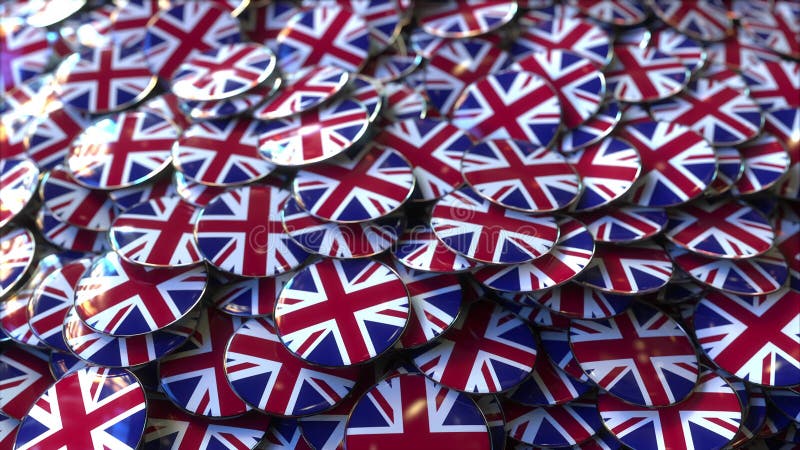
[253, 65, 350, 120]
[504, 399, 602, 447]
[0, 346, 52, 420]
[530, 282, 634, 320]
[24, 104, 89, 170]
[507, 352, 593, 406]
[511, 16, 612, 67]
[572, 0, 649, 26]
[40, 166, 118, 231]
[392, 221, 477, 273]
[566, 136, 641, 212]
[740, 59, 800, 111]
[211, 271, 293, 318]
[605, 45, 690, 103]
[0, 227, 35, 299]
[732, 134, 792, 196]
[648, 0, 734, 42]
[36, 209, 111, 254]
[579, 205, 668, 243]
[0, 20, 51, 91]
[575, 242, 673, 295]
[0, 157, 39, 229]
[417, 0, 517, 38]
[739, 0, 800, 60]
[764, 108, 800, 200]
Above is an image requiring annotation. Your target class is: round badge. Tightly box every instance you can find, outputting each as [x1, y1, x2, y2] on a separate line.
[504, 400, 602, 447]
[570, 302, 700, 406]
[392, 221, 477, 273]
[539, 329, 591, 383]
[195, 184, 310, 278]
[412, 300, 537, 393]
[462, 140, 581, 213]
[599, 368, 742, 450]
[374, 118, 472, 202]
[694, 288, 799, 387]
[54, 45, 157, 114]
[708, 146, 744, 195]
[142, 2, 242, 79]
[648, 27, 708, 75]
[27, 258, 92, 352]
[616, 121, 716, 208]
[531, 282, 634, 320]
[345, 373, 491, 450]
[706, 27, 782, 71]
[507, 353, 593, 406]
[274, 258, 409, 367]
[276, 4, 371, 74]
[24, 104, 89, 170]
[74, 251, 208, 336]
[109, 196, 203, 267]
[451, 70, 561, 149]
[560, 100, 622, 152]
[575, 242, 673, 295]
[665, 197, 774, 259]
[63, 306, 199, 368]
[253, 65, 349, 120]
[417, 0, 517, 38]
[292, 145, 415, 223]
[36, 208, 110, 254]
[579, 205, 668, 243]
[171, 42, 277, 101]
[572, 0, 648, 26]
[605, 45, 690, 103]
[740, 1, 800, 60]
[668, 244, 789, 296]
[566, 136, 641, 212]
[430, 187, 560, 265]
[0, 157, 39, 229]
[212, 271, 293, 318]
[66, 111, 177, 190]
[14, 367, 146, 449]
[225, 316, 360, 416]
[0, 227, 35, 299]
[511, 17, 611, 67]
[258, 97, 370, 166]
[0, 20, 52, 91]
[741, 59, 800, 111]
[282, 197, 401, 259]
[765, 108, 800, 200]
[733, 134, 792, 196]
[512, 50, 605, 128]
[474, 216, 594, 293]
[649, 0, 734, 42]
[40, 166, 118, 231]
[381, 82, 428, 121]
[0, 346, 52, 420]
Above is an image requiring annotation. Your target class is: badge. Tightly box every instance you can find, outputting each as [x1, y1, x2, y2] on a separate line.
[417, 0, 517, 38]
[579, 205, 668, 243]
[24, 105, 88, 170]
[576, 242, 673, 295]
[605, 45, 690, 103]
[567, 136, 641, 212]
[0, 227, 35, 299]
[733, 134, 792, 196]
[511, 17, 611, 67]
[253, 65, 350, 120]
[0, 157, 39, 230]
[649, 0, 734, 42]
[530, 282, 634, 320]
[0, 347, 52, 420]
[212, 271, 293, 318]
[504, 400, 602, 447]
[560, 100, 622, 152]
[741, 59, 800, 111]
[40, 166, 118, 231]
[392, 221, 477, 273]
[572, 0, 648, 26]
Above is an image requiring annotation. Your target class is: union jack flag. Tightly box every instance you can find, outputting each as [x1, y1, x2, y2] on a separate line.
[0, 347, 52, 420]
[0, 228, 34, 298]
[570, 302, 700, 406]
[0, 157, 39, 228]
[451, 70, 561, 148]
[649, 0, 733, 42]
[28, 259, 92, 352]
[430, 187, 560, 264]
[576, 242, 673, 294]
[374, 118, 471, 202]
[110, 196, 202, 267]
[533, 282, 634, 320]
[765, 108, 800, 200]
[293, 146, 414, 223]
[423, 37, 511, 115]
[572, 0, 648, 26]
[263, 418, 314, 449]
[392, 222, 477, 273]
[212, 271, 293, 318]
[504, 400, 602, 447]
[276, 4, 371, 73]
[239, 0, 301, 50]
[106, 0, 163, 48]
[346, 0, 403, 52]
[511, 17, 611, 67]
[617, 121, 717, 208]
[579, 205, 667, 244]
[25, 105, 88, 170]
[41, 166, 117, 231]
[0, 413, 19, 448]
[254, 65, 350, 120]
[258, 98, 369, 166]
[599, 369, 743, 450]
[13, 367, 147, 450]
[740, 0, 800, 60]
[345, 374, 491, 448]
[733, 134, 792, 196]
[560, 100, 621, 152]
[605, 46, 690, 103]
[474, 217, 595, 292]
[36, 209, 110, 254]
[741, 59, 800, 111]
[705, 25, 783, 70]
[412, 300, 537, 393]
[225, 317, 360, 416]
[142, 2, 242, 79]
[417, 0, 518, 38]
[159, 308, 250, 417]
[665, 198, 774, 259]
[648, 28, 707, 74]
[73, 252, 207, 336]
[693, 289, 800, 387]
[462, 140, 581, 213]
[508, 353, 593, 406]
[66, 111, 177, 190]
[142, 397, 270, 450]
[0, 21, 51, 91]
[195, 184, 309, 277]
[275, 258, 409, 366]
[567, 136, 641, 211]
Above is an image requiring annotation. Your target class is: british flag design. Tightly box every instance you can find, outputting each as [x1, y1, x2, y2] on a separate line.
[0, 157, 39, 229]
[142, 397, 270, 450]
[258, 98, 370, 166]
[159, 307, 250, 418]
[346, 0, 404, 52]
[375, 118, 472, 202]
[0, 21, 51, 91]
[0, 228, 34, 298]
[14, 367, 146, 450]
[108, 175, 178, 212]
[740, 0, 800, 60]
[570, 302, 700, 406]
[504, 400, 602, 447]
[741, 59, 800, 111]
[512, 17, 611, 67]
[617, 121, 716, 208]
[412, 300, 537, 393]
[560, 100, 621, 152]
[25, 105, 89, 170]
[531, 282, 634, 320]
[239, 0, 301, 50]
[649, 28, 707, 75]
[345, 373, 491, 450]
[393, 222, 477, 273]
[105, 0, 163, 48]
[430, 187, 560, 264]
[0, 290, 43, 347]
[733, 134, 792, 196]
[142, 2, 242, 79]
[41, 166, 118, 231]
[0, 347, 52, 420]
[417, 0, 517, 38]
[66, 111, 177, 190]
[276, 4, 371, 73]
[765, 108, 800, 200]
[195, 185, 309, 277]
[539, 330, 591, 382]
[262, 418, 314, 449]
[451, 70, 561, 148]
[508, 353, 593, 406]
[254, 65, 350, 120]
[0, 413, 19, 449]
[572, 0, 648, 26]
[298, 381, 365, 450]
[225, 317, 360, 416]
[605, 46, 690, 103]
[579, 205, 667, 244]
[293, 146, 415, 223]
[462, 140, 581, 213]
[36, 209, 110, 254]
[649, 0, 733, 42]
[73, 251, 207, 336]
[665, 198, 774, 259]
[474, 217, 594, 293]
[211, 272, 292, 318]
[576, 242, 673, 295]
[110, 196, 203, 267]
[567, 137, 641, 212]
[274, 258, 409, 367]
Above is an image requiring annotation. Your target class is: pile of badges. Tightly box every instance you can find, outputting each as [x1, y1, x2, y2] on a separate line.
[1, 0, 799, 449]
